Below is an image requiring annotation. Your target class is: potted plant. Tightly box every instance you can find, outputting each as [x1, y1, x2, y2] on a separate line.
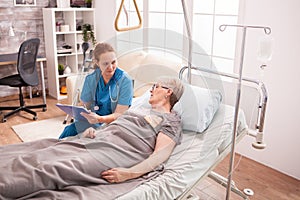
[82, 23, 96, 62]
[82, 23, 96, 46]
[58, 64, 65, 75]
[85, 0, 92, 8]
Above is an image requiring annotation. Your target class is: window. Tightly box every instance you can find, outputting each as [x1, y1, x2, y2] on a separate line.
[147, 0, 184, 62]
[116, 0, 240, 73]
[193, 0, 240, 73]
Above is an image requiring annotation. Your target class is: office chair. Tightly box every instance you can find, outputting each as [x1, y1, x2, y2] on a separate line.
[0, 38, 47, 122]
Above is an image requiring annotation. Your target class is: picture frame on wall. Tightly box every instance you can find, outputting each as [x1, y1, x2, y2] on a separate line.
[14, 0, 36, 6]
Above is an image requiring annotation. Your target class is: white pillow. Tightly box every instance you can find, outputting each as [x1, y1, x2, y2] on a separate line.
[173, 84, 222, 133]
[130, 83, 222, 133]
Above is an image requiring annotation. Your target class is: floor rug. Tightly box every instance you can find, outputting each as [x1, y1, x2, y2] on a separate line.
[12, 116, 67, 142]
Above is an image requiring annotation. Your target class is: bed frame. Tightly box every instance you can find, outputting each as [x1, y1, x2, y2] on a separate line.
[176, 65, 268, 200]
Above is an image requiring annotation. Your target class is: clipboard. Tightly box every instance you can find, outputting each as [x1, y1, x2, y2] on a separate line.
[56, 103, 90, 121]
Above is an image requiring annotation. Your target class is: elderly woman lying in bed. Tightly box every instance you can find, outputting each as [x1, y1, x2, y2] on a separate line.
[0, 77, 184, 199]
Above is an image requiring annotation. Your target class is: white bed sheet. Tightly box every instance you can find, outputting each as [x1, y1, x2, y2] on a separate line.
[118, 104, 248, 200]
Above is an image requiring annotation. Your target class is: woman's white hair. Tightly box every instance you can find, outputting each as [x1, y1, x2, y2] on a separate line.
[158, 77, 184, 108]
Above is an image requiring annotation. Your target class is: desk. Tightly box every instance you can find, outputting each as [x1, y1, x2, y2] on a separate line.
[0, 53, 47, 106]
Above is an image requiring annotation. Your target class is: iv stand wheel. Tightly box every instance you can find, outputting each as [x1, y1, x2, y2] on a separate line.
[252, 142, 266, 149]
[243, 188, 254, 196]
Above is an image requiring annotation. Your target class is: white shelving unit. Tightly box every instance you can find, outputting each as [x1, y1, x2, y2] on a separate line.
[43, 8, 95, 100]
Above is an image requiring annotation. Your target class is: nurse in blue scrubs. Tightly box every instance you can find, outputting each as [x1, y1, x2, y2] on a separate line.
[59, 43, 133, 139]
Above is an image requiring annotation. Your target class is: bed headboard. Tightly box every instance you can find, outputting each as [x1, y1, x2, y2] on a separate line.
[179, 66, 267, 134]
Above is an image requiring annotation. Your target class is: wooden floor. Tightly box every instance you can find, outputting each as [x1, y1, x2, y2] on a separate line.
[0, 95, 299, 200]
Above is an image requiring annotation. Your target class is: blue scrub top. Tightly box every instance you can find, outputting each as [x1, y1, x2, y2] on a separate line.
[80, 67, 133, 116]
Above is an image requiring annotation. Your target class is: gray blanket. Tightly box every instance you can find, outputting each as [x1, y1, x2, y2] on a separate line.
[0, 109, 181, 200]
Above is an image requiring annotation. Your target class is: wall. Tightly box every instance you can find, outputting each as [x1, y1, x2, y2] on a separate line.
[236, 0, 300, 180]
[94, 1, 116, 43]
[0, 0, 48, 97]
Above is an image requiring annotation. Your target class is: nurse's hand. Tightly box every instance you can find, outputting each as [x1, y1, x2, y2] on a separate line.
[81, 111, 103, 124]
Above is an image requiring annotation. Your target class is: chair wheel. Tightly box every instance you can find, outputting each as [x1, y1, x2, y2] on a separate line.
[33, 116, 38, 120]
[43, 107, 47, 112]
[63, 120, 67, 124]
[2, 118, 7, 123]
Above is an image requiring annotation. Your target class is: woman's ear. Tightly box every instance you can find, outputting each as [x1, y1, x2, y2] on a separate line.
[167, 88, 173, 96]
[93, 59, 99, 66]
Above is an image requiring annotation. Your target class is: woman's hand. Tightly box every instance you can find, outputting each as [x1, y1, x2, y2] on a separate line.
[81, 111, 103, 124]
[82, 127, 96, 138]
[101, 168, 133, 183]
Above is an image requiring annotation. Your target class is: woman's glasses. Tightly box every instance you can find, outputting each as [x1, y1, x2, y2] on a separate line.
[151, 83, 169, 91]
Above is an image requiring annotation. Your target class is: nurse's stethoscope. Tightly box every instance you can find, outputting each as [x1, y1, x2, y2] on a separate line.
[108, 78, 120, 103]
[93, 77, 120, 111]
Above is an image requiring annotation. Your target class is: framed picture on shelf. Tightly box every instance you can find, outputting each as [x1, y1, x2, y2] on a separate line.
[14, 0, 36, 6]
[71, 0, 85, 7]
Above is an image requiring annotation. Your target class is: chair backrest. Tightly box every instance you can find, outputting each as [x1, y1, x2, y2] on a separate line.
[17, 38, 40, 86]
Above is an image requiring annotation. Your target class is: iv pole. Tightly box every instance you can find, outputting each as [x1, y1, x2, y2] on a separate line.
[219, 24, 271, 200]
[181, 0, 192, 84]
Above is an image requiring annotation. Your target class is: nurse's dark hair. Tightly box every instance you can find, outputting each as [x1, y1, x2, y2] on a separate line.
[93, 43, 115, 62]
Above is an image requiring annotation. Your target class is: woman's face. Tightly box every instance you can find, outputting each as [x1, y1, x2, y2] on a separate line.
[96, 51, 117, 79]
[149, 83, 170, 107]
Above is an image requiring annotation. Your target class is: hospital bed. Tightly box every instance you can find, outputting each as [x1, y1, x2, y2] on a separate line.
[63, 50, 267, 199]
[119, 102, 248, 200]
[116, 50, 267, 199]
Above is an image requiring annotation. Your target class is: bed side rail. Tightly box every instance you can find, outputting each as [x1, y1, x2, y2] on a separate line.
[179, 66, 268, 149]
